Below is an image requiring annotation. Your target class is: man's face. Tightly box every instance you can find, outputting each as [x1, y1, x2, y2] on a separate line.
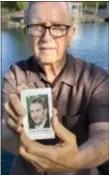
[27, 2, 75, 64]
[30, 102, 47, 125]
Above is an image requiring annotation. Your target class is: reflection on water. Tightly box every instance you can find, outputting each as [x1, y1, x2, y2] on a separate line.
[2, 23, 108, 76]
[68, 23, 108, 71]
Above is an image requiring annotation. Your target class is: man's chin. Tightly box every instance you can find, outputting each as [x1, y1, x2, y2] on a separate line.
[35, 122, 42, 125]
[39, 56, 58, 64]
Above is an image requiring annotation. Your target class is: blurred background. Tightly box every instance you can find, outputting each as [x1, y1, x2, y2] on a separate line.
[1, 1, 109, 175]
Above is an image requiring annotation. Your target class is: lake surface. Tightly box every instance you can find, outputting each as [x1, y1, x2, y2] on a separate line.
[2, 23, 109, 77]
[1, 23, 109, 175]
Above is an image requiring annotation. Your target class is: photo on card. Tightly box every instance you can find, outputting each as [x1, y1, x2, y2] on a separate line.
[27, 94, 50, 129]
[20, 88, 55, 140]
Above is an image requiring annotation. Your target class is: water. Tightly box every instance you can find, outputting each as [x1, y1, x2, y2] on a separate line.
[1, 23, 109, 175]
[2, 23, 109, 76]
[68, 23, 109, 71]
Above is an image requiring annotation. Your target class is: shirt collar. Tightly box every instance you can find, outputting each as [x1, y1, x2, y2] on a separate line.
[60, 54, 76, 86]
[30, 53, 76, 87]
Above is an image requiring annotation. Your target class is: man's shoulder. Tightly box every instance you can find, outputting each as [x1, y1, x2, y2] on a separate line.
[3, 56, 34, 85]
[71, 55, 108, 76]
[13, 56, 34, 71]
[4, 56, 34, 77]
[69, 54, 109, 87]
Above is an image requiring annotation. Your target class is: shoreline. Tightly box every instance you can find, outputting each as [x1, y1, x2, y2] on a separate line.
[1, 8, 107, 30]
[1, 8, 24, 29]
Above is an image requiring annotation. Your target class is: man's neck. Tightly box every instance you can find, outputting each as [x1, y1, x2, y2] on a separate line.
[42, 56, 67, 83]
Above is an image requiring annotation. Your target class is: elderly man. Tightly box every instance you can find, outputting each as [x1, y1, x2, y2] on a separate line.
[2, 2, 109, 175]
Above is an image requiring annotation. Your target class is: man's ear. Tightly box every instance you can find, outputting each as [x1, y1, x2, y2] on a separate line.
[68, 27, 75, 44]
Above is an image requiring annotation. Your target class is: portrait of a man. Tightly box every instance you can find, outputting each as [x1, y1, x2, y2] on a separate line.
[28, 96, 50, 129]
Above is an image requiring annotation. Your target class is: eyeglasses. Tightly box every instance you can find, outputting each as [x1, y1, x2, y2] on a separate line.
[26, 24, 71, 38]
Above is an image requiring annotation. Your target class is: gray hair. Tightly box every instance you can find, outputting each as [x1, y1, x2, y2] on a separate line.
[24, 1, 73, 25]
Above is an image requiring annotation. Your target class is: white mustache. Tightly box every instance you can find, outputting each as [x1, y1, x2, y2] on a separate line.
[39, 47, 56, 49]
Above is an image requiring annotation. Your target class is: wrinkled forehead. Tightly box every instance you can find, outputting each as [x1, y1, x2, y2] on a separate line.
[27, 2, 72, 25]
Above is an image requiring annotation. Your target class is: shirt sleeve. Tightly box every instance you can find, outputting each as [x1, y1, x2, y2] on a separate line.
[88, 75, 109, 124]
[2, 67, 21, 154]
[2, 63, 27, 106]
[3, 68, 17, 103]
[2, 67, 17, 120]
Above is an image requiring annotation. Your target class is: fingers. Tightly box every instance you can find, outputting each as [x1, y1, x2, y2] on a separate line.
[20, 131, 54, 157]
[28, 82, 36, 88]
[19, 145, 68, 172]
[20, 131, 46, 152]
[4, 94, 25, 133]
[9, 94, 26, 117]
[52, 108, 76, 144]
[4, 102, 19, 123]
[19, 145, 58, 172]
[19, 146, 45, 172]
[52, 115, 76, 145]
[20, 146, 36, 161]
[20, 130, 34, 148]
[16, 83, 28, 95]
[17, 82, 36, 95]
[4, 83, 28, 119]
[6, 118, 22, 134]
[3, 83, 28, 134]
[52, 108, 58, 116]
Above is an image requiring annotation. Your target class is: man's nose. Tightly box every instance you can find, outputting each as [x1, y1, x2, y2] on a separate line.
[41, 28, 53, 41]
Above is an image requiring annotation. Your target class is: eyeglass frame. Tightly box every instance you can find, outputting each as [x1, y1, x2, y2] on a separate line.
[25, 24, 72, 38]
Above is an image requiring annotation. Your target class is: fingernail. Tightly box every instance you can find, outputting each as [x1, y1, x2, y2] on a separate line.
[16, 126, 22, 132]
[53, 116, 59, 123]
[20, 110, 26, 117]
[13, 123, 21, 132]
[28, 82, 35, 88]
[17, 119, 23, 125]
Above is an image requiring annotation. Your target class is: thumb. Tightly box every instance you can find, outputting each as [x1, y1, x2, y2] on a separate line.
[20, 130, 34, 149]
[52, 116, 76, 145]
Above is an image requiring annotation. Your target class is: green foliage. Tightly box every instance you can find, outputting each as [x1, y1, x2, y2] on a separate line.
[83, 2, 96, 8]
[1, 1, 28, 11]
[16, 2, 27, 10]
[83, 2, 107, 9]
[99, 2, 107, 9]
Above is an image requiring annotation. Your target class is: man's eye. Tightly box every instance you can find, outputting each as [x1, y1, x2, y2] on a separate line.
[52, 25, 66, 31]
[30, 25, 43, 30]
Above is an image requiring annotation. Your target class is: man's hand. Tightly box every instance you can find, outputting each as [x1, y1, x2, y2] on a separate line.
[19, 110, 80, 172]
[4, 83, 28, 134]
